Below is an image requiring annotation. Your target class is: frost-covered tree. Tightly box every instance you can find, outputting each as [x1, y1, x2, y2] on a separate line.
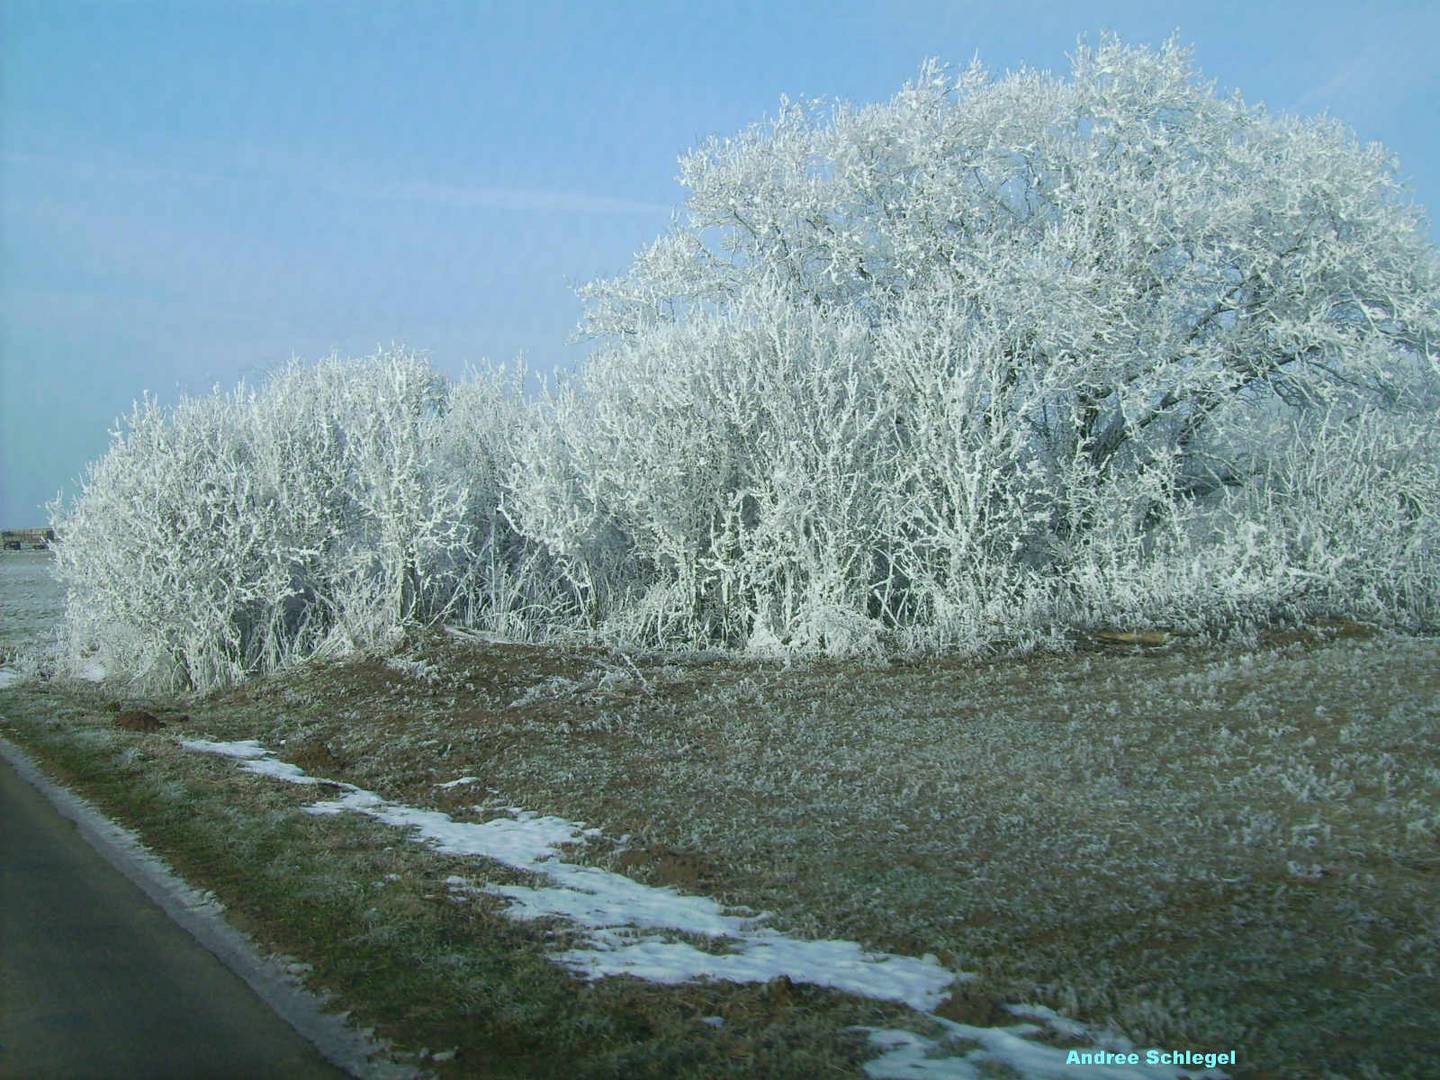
[517, 34, 1439, 652]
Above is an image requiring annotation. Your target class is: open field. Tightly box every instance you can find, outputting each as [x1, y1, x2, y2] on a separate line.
[2, 616, 1438, 1078]
[0, 550, 63, 663]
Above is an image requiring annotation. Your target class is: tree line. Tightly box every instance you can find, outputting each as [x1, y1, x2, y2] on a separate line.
[52, 36, 1439, 691]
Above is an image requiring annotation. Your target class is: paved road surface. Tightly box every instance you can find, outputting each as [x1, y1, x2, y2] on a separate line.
[0, 753, 349, 1079]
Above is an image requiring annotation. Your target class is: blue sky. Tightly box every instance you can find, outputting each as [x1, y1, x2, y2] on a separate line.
[2, 0, 1437, 526]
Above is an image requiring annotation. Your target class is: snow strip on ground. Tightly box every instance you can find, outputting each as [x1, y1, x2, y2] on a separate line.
[0, 668, 23, 689]
[434, 775, 479, 789]
[182, 738, 1228, 1079]
[181, 739, 361, 788]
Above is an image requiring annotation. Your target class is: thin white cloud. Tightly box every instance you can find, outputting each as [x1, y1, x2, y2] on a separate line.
[1291, 39, 1429, 119]
[0, 150, 231, 190]
[1, 149, 673, 218]
[371, 178, 673, 216]
[1293, 53, 1373, 114]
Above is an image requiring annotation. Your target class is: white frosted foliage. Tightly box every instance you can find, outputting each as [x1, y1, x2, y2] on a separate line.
[51, 37, 1440, 686]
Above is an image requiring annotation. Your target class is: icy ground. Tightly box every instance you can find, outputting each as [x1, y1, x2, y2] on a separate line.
[181, 738, 1229, 1079]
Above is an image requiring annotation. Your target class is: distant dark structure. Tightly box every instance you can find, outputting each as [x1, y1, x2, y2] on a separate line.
[2, 528, 56, 551]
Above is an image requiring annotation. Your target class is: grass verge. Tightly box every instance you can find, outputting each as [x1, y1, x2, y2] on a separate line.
[2, 623, 1438, 1078]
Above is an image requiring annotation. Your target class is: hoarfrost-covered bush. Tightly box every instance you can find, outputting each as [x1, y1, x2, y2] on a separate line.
[506, 282, 904, 652]
[53, 390, 263, 688]
[52, 350, 554, 691]
[439, 362, 585, 639]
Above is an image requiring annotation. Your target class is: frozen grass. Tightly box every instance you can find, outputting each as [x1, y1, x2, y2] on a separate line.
[4, 622, 1436, 1075]
[179, 736, 1231, 1078]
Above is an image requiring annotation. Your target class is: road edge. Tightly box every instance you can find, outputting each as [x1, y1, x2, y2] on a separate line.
[0, 733, 423, 1080]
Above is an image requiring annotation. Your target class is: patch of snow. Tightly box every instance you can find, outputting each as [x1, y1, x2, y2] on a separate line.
[304, 790, 600, 864]
[0, 669, 23, 689]
[180, 738, 359, 789]
[443, 876, 487, 905]
[181, 738, 271, 759]
[554, 936, 953, 1011]
[1002, 1001, 1094, 1041]
[248, 758, 348, 785]
[485, 869, 766, 939]
[436, 775, 479, 789]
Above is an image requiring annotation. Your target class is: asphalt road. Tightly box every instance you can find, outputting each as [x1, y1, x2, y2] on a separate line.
[0, 753, 349, 1080]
